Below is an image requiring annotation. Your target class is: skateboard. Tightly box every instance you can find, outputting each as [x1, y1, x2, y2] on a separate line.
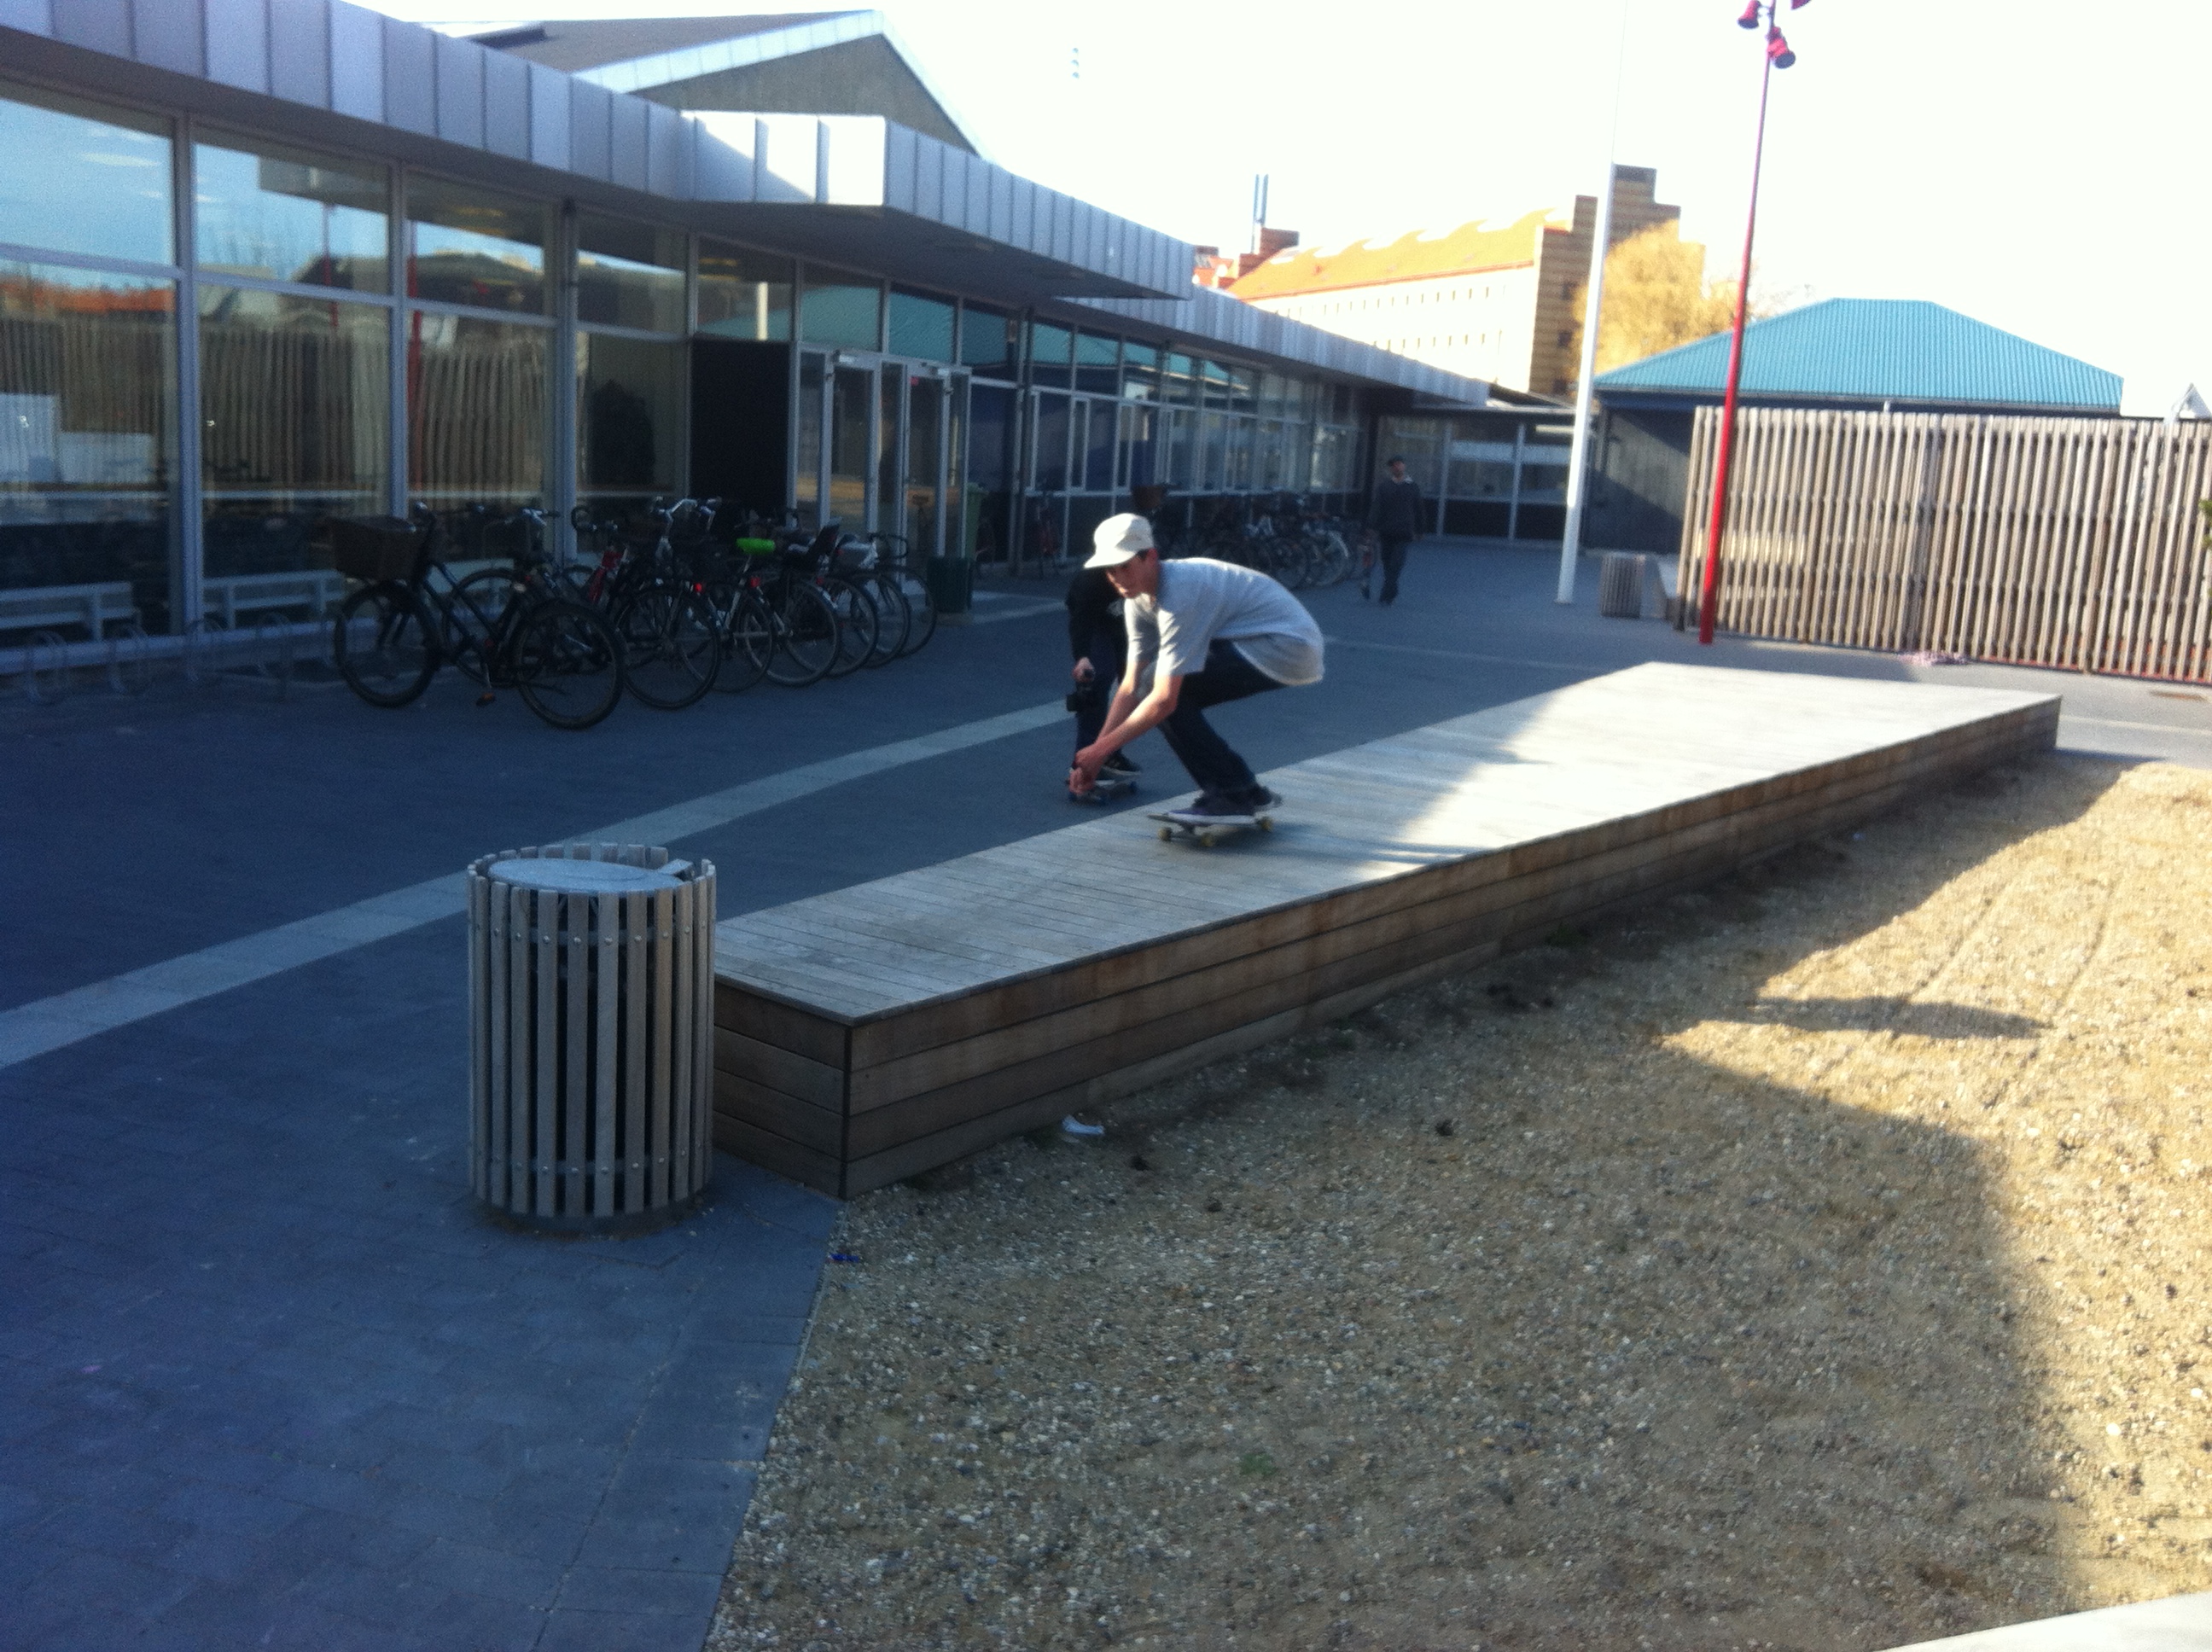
[1150, 807, 1276, 848]
[1068, 774, 1135, 805]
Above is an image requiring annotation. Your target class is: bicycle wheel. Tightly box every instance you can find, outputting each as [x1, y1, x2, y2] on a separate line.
[447, 567, 521, 683]
[896, 567, 938, 655]
[764, 581, 837, 686]
[822, 578, 878, 679]
[614, 582, 720, 709]
[334, 582, 437, 707]
[509, 599, 623, 729]
[864, 572, 909, 665]
[710, 586, 773, 693]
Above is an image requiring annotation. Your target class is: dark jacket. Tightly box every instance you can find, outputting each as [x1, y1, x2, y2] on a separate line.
[1368, 475, 1424, 538]
[1065, 567, 1120, 660]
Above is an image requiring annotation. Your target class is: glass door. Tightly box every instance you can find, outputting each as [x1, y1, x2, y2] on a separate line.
[830, 362, 873, 529]
[905, 368, 943, 555]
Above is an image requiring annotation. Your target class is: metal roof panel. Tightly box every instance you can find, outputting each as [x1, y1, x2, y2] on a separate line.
[1595, 298, 2122, 410]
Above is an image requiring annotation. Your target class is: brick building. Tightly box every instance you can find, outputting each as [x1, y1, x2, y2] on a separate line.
[1229, 166, 1687, 400]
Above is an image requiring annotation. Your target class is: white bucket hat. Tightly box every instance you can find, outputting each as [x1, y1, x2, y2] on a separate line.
[1085, 512, 1155, 569]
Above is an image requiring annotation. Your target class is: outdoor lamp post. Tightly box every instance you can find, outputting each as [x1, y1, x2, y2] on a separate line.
[1695, 0, 1807, 645]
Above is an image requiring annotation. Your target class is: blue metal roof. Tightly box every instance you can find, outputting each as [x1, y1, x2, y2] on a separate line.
[1594, 298, 2122, 410]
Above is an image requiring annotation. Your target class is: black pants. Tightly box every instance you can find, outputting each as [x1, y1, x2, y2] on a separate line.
[1378, 534, 1412, 602]
[1072, 623, 1125, 753]
[1158, 640, 1282, 800]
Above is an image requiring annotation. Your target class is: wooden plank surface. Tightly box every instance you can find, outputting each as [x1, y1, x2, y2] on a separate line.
[711, 664, 2057, 1196]
[713, 664, 2058, 1024]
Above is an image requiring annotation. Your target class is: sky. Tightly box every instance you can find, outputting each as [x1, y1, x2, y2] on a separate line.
[374, 0, 2212, 416]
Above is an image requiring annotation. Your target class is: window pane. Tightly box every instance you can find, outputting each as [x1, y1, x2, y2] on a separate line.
[888, 290, 954, 362]
[576, 214, 684, 333]
[195, 135, 386, 290]
[199, 287, 387, 594]
[405, 312, 546, 509]
[405, 177, 545, 313]
[829, 364, 870, 523]
[0, 262, 176, 634]
[698, 240, 790, 340]
[800, 266, 880, 349]
[1121, 341, 1158, 401]
[1033, 392, 1069, 492]
[1165, 408, 1193, 486]
[795, 351, 824, 528]
[0, 87, 172, 267]
[1074, 331, 1118, 396]
[1162, 352, 1196, 407]
[1029, 322, 1071, 389]
[1083, 398, 1115, 491]
[959, 304, 1011, 373]
[577, 332, 684, 504]
[966, 381, 1013, 560]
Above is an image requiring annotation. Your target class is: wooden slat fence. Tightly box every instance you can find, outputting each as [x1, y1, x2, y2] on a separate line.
[1679, 407, 2212, 681]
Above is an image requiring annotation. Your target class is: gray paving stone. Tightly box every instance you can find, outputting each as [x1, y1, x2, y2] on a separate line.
[410, 1589, 550, 1652]
[555, 1562, 726, 1617]
[535, 1605, 713, 1652]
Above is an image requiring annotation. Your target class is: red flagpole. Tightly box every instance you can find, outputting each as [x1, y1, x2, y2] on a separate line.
[1697, 12, 1778, 645]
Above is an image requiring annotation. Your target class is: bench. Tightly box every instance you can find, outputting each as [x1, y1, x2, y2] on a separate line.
[201, 570, 348, 625]
[0, 580, 138, 641]
[710, 664, 2062, 1197]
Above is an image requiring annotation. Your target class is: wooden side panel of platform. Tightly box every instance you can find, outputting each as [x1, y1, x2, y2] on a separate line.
[711, 666, 2059, 1198]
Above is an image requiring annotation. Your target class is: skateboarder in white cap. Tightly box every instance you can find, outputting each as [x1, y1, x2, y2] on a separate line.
[1068, 513, 1324, 823]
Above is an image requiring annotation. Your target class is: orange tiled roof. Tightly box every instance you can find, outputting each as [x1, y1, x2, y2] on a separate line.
[1228, 210, 1558, 300]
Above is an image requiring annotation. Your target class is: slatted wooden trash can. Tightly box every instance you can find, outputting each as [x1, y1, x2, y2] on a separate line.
[1598, 552, 1647, 619]
[466, 843, 717, 1234]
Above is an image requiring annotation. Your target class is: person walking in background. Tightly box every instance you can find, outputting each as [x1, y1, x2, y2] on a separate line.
[1365, 455, 1424, 606]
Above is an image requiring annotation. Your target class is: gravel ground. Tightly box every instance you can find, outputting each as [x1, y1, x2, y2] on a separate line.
[707, 753, 2212, 1652]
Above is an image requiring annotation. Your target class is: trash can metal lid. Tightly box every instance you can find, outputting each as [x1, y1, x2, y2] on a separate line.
[486, 859, 684, 893]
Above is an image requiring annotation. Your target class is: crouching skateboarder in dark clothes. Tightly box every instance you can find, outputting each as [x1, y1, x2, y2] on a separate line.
[1063, 563, 1141, 802]
[1067, 513, 1324, 824]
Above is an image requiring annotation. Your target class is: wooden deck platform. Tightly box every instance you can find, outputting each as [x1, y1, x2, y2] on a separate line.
[711, 664, 2059, 1197]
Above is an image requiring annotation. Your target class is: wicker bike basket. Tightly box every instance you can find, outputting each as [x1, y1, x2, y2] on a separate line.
[331, 515, 423, 583]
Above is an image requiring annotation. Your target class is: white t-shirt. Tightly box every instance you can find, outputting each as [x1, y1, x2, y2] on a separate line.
[1122, 558, 1325, 686]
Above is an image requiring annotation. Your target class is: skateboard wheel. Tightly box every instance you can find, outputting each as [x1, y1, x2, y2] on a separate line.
[1158, 826, 1173, 841]
[1259, 816, 1273, 832]
[1197, 832, 1216, 848]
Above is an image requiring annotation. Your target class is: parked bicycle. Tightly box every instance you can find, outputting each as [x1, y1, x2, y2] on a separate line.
[565, 499, 722, 709]
[331, 503, 625, 730]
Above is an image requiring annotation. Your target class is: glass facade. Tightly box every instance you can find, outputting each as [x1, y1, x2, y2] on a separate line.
[406, 312, 547, 510]
[0, 72, 1421, 638]
[576, 215, 684, 334]
[887, 290, 953, 362]
[697, 241, 790, 340]
[576, 332, 684, 506]
[0, 88, 172, 265]
[199, 286, 387, 588]
[405, 176, 545, 313]
[195, 135, 386, 290]
[959, 304, 1012, 375]
[0, 262, 176, 634]
[800, 266, 881, 350]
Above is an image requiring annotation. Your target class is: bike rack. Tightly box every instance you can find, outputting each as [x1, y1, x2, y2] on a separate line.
[183, 615, 227, 689]
[104, 621, 152, 696]
[23, 629, 69, 705]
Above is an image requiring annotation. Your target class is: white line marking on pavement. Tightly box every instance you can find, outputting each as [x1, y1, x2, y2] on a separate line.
[965, 600, 1063, 625]
[0, 701, 1067, 1072]
[1323, 636, 1592, 672]
[2063, 714, 2212, 740]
